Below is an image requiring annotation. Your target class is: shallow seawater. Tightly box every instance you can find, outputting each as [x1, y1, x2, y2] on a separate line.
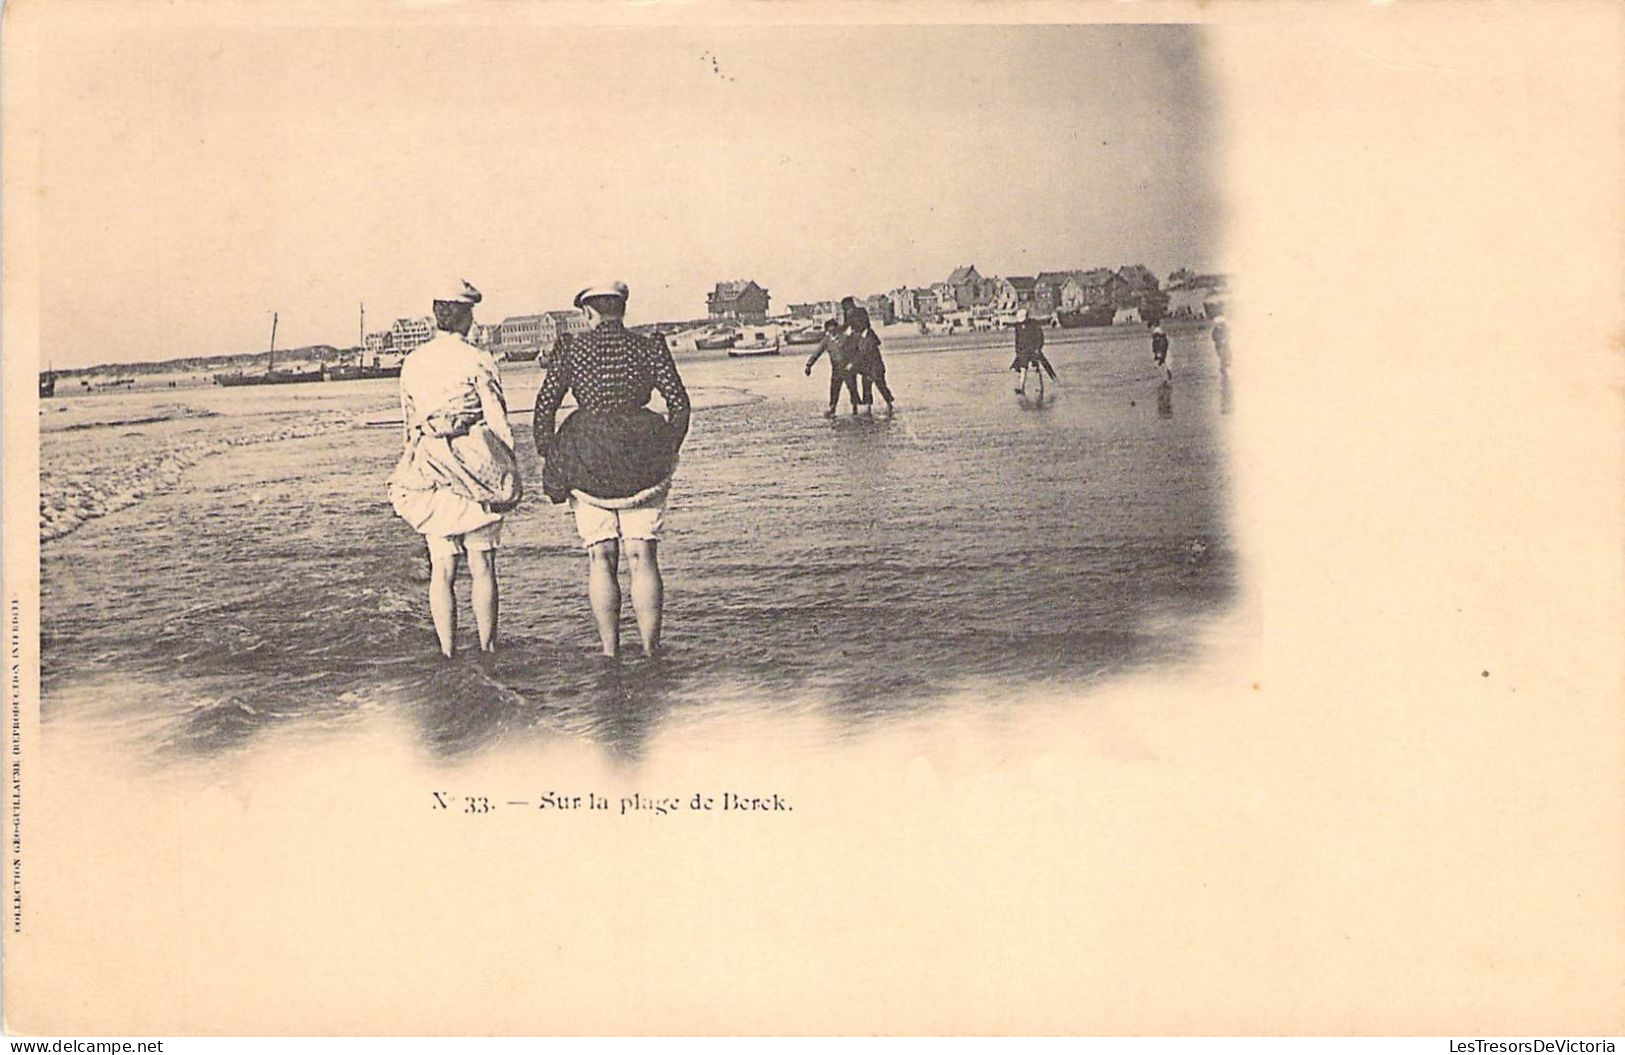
[40, 330, 1234, 765]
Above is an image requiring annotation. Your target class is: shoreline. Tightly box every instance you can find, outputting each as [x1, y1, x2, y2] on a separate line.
[39, 380, 773, 544]
[43, 319, 1218, 396]
[38, 323, 1218, 546]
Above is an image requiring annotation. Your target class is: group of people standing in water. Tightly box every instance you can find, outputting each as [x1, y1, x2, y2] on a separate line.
[386, 277, 1233, 662]
[804, 301, 1232, 409]
[389, 278, 688, 663]
[803, 296, 896, 416]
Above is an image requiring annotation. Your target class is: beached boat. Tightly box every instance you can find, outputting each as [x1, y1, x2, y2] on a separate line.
[728, 330, 781, 357]
[1056, 305, 1116, 328]
[782, 327, 823, 345]
[214, 313, 325, 386]
[324, 359, 402, 382]
[324, 304, 403, 381]
[215, 369, 322, 387]
[695, 330, 739, 351]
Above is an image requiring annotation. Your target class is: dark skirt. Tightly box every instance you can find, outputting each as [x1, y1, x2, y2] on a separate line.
[541, 407, 678, 505]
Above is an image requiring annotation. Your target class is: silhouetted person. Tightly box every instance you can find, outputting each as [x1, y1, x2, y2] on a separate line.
[1009, 308, 1056, 394]
[1151, 325, 1172, 381]
[805, 318, 861, 416]
[842, 296, 894, 414]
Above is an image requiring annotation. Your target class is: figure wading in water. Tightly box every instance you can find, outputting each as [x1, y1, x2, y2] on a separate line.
[1151, 324, 1172, 382]
[841, 296, 894, 415]
[533, 281, 690, 659]
[388, 279, 520, 658]
[805, 318, 861, 417]
[1009, 308, 1057, 398]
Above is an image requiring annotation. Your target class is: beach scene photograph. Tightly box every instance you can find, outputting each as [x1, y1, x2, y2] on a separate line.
[7, 1, 1624, 1040]
[5, 9, 1265, 1035]
[34, 21, 1233, 764]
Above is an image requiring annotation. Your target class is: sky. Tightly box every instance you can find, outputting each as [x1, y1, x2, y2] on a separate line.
[36, 20, 1220, 367]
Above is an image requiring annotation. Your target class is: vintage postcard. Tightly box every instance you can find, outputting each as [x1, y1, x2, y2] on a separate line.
[3, 0, 1621, 1037]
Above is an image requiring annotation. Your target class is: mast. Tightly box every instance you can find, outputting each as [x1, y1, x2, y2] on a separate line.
[359, 303, 365, 348]
[268, 312, 278, 372]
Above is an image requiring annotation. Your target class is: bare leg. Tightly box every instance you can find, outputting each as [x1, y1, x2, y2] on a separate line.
[428, 550, 458, 658]
[587, 539, 621, 657]
[625, 539, 664, 656]
[469, 548, 499, 652]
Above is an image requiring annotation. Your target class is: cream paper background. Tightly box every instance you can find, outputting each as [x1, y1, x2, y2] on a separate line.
[4, 0, 1622, 1036]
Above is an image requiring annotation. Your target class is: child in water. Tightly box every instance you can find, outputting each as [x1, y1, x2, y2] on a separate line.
[1151, 325, 1172, 381]
[805, 319, 860, 416]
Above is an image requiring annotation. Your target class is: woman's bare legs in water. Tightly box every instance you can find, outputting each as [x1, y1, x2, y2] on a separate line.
[428, 551, 458, 658]
[585, 537, 665, 658]
[587, 539, 621, 657]
[468, 548, 499, 652]
[625, 538, 664, 656]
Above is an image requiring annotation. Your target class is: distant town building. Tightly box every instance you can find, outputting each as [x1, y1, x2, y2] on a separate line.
[1081, 268, 1131, 307]
[1035, 271, 1082, 313]
[495, 314, 550, 361]
[1166, 286, 1213, 319]
[687, 263, 1175, 330]
[544, 310, 590, 359]
[491, 309, 589, 363]
[470, 322, 503, 353]
[942, 308, 993, 332]
[947, 264, 998, 308]
[708, 280, 772, 323]
[363, 330, 395, 358]
[861, 294, 895, 326]
[390, 316, 434, 355]
[1030, 283, 1058, 317]
[994, 276, 1044, 314]
[789, 300, 841, 321]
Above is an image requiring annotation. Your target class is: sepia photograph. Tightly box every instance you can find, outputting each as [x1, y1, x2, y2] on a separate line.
[4, 0, 1622, 1040]
[31, 21, 1232, 761]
